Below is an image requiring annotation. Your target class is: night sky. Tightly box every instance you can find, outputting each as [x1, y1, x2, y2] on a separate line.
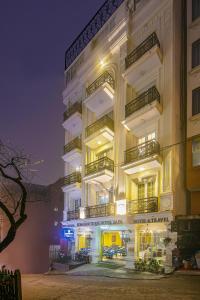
[0, 0, 104, 185]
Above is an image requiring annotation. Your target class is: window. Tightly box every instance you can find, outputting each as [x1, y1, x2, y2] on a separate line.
[192, 87, 200, 116]
[137, 177, 156, 199]
[192, 0, 200, 21]
[75, 199, 81, 210]
[192, 39, 200, 68]
[96, 189, 112, 204]
[138, 132, 156, 145]
[96, 148, 113, 160]
[192, 138, 200, 167]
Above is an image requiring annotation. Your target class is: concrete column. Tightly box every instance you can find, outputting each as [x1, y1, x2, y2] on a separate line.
[90, 227, 101, 263]
[125, 225, 135, 269]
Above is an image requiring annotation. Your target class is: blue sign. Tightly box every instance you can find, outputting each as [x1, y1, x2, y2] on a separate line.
[63, 228, 74, 240]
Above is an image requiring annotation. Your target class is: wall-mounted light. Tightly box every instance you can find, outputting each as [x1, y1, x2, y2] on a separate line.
[116, 199, 126, 216]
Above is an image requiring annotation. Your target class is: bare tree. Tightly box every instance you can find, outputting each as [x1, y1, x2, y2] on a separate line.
[0, 141, 30, 253]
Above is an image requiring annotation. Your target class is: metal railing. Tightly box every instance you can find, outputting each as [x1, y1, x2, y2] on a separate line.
[125, 32, 160, 69]
[67, 210, 79, 221]
[127, 197, 158, 214]
[64, 0, 124, 70]
[63, 102, 82, 122]
[86, 71, 115, 97]
[125, 86, 160, 118]
[85, 114, 114, 138]
[125, 139, 160, 164]
[64, 137, 82, 154]
[64, 172, 81, 186]
[85, 203, 115, 218]
[85, 157, 114, 176]
[0, 269, 22, 300]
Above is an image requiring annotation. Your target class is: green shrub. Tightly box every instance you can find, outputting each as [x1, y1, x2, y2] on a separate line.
[135, 258, 163, 273]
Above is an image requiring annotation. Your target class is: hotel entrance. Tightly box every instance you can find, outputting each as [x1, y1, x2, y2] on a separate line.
[101, 230, 128, 262]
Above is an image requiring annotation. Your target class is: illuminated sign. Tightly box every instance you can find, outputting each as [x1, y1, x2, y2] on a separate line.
[63, 228, 74, 240]
[133, 217, 169, 224]
[77, 220, 123, 227]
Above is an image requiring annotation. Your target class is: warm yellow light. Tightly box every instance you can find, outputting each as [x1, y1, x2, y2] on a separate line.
[79, 207, 85, 219]
[123, 123, 130, 131]
[139, 167, 145, 172]
[97, 140, 102, 145]
[116, 199, 126, 216]
[100, 59, 106, 67]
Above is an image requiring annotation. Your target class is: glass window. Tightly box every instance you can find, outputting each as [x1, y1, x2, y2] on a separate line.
[192, 0, 200, 21]
[192, 138, 200, 167]
[192, 39, 200, 69]
[147, 181, 155, 198]
[138, 183, 145, 199]
[192, 87, 200, 116]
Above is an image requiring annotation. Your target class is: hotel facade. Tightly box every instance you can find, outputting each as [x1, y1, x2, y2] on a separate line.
[60, 0, 199, 269]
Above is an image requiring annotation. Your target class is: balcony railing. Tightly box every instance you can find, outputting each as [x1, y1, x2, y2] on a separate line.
[85, 157, 114, 176]
[63, 102, 82, 122]
[85, 114, 114, 138]
[64, 0, 124, 70]
[86, 71, 115, 97]
[67, 210, 79, 221]
[127, 197, 158, 214]
[85, 203, 115, 218]
[64, 137, 82, 154]
[125, 32, 160, 69]
[125, 86, 160, 118]
[64, 172, 81, 186]
[125, 139, 160, 164]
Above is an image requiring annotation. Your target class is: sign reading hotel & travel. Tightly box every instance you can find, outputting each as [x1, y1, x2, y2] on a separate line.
[133, 217, 169, 224]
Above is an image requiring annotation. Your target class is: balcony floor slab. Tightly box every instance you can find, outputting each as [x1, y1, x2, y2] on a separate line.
[83, 169, 114, 184]
[123, 45, 162, 87]
[122, 155, 162, 175]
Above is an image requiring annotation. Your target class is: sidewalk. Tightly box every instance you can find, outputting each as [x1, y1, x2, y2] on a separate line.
[47, 263, 166, 280]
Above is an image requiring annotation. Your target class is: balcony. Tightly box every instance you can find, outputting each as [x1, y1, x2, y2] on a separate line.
[122, 86, 162, 133]
[122, 139, 161, 174]
[127, 197, 158, 215]
[84, 157, 114, 183]
[84, 71, 115, 116]
[63, 102, 82, 135]
[62, 137, 82, 166]
[67, 210, 79, 221]
[85, 203, 115, 218]
[62, 172, 81, 193]
[123, 32, 162, 86]
[85, 114, 114, 149]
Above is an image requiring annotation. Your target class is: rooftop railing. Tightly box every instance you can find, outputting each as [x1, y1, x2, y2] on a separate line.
[85, 157, 114, 176]
[85, 114, 114, 138]
[86, 71, 115, 97]
[127, 197, 158, 214]
[125, 32, 160, 69]
[64, 0, 124, 70]
[64, 172, 81, 186]
[63, 102, 82, 122]
[125, 86, 160, 118]
[85, 203, 115, 218]
[64, 137, 82, 154]
[125, 139, 160, 164]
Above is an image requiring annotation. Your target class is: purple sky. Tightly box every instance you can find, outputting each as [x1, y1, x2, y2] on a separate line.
[0, 0, 104, 185]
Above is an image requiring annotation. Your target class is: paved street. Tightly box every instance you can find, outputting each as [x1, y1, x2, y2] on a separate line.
[22, 273, 200, 300]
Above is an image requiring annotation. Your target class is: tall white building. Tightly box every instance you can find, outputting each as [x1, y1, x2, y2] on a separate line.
[61, 0, 187, 269]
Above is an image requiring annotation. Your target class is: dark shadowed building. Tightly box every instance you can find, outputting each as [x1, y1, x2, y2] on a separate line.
[0, 178, 63, 273]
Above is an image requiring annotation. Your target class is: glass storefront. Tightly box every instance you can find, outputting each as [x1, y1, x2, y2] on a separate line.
[136, 224, 167, 264]
[77, 234, 91, 252]
[101, 231, 128, 261]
